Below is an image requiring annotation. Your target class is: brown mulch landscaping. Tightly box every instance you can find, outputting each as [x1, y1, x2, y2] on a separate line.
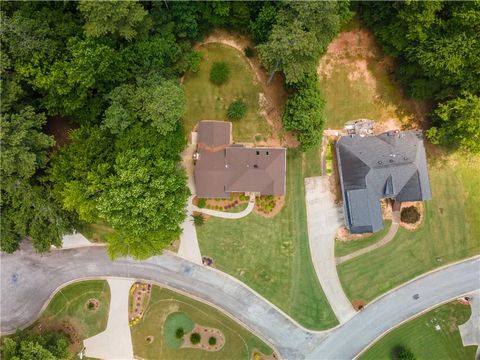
[129, 282, 152, 326]
[254, 196, 284, 218]
[252, 348, 278, 360]
[194, 193, 250, 212]
[181, 324, 225, 352]
[400, 201, 424, 231]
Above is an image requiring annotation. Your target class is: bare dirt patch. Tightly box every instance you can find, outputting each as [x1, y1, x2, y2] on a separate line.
[317, 25, 432, 130]
[182, 324, 225, 352]
[352, 299, 366, 311]
[195, 29, 297, 147]
[43, 116, 79, 148]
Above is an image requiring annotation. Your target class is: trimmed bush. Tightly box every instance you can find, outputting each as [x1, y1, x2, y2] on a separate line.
[193, 214, 205, 226]
[401, 206, 420, 224]
[190, 333, 201, 344]
[210, 62, 230, 85]
[227, 99, 247, 120]
[244, 47, 254, 57]
[208, 336, 217, 346]
[198, 198, 206, 208]
[175, 327, 184, 339]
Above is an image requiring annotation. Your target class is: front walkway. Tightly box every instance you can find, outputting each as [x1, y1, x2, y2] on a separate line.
[459, 290, 480, 358]
[84, 278, 135, 360]
[335, 210, 400, 264]
[190, 194, 255, 219]
[304, 176, 356, 324]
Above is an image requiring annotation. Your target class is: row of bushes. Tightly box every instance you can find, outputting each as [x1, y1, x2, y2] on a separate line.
[176, 328, 217, 346]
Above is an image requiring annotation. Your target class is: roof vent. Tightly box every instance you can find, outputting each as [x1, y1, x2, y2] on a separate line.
[389, 159, 394, 163]
[378, 161, 383, 164]
[253, 164, 258, 168]
[256, 151, 260, 155]
[266, 151, 269, 155]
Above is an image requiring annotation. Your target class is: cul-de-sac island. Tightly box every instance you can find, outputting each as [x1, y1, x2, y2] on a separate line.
[1, 1, 479, 360]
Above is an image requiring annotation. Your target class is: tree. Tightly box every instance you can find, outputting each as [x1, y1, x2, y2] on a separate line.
[258, 20, 319, 85]
[282, 76, 326, 150]
[249, 2, 279, 44]
[78, 0, 152, 42]
[104, 77, 186, 135]
[209, 62, 230, 85]
[427, 93, 480, 153]
[0, 107, 72, 253]
[1, 330, 70, 360]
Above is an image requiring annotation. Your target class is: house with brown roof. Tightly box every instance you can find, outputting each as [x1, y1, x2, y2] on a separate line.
[194, 121, 286, 198]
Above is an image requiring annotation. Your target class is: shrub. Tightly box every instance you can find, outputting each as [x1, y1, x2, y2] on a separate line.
[208, 336, 217, 346]
[227, 99, 247, 120]
[189, 51, 203, 73]
[198, 198, 206, 208]
[210, 62, 230, 85]
[401, 206, 420, 224]
[87, 302, 95, 310]
[193, 214, 205, 226]
[244, 47, 254, 57]
[190, 333, 201, 344]
[175, 327, 184, 339]
[392, 345, 416, 360]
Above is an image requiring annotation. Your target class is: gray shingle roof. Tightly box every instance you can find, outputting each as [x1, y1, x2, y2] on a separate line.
[336, 130, 431, 234]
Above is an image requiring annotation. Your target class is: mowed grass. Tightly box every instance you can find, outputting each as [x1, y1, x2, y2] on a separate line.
[338, 152, 480, 302]
[37, 281, 110, 339]
[335, 221, 392, 258]
[361, 302, 476, 360]
[318, 18, 423, 130]
[130, 286, 272, 360]
[183, 43, 271, 142]
[197, 150, 338, 330]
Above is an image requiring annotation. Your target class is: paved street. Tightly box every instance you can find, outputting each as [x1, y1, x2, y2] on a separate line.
[1, 246, 478, 359]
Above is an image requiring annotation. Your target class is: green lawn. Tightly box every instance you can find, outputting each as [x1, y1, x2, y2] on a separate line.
[36, 280, 110, 339]
[318, 18, 422, 130]
[335, 221, 392, 258]
[197, 150, 338, 330]
[361, 302, 476, 360]
[303, 144, 323, 178]
[130, 286, 272, 360]
[183, 43, 271, 142]
[338, 153, 480, 302]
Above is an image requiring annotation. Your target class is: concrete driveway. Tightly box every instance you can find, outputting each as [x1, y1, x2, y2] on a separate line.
[2, 245, 478, 359]
[305, 176, 356, 323]
[84, 278, 134, 359]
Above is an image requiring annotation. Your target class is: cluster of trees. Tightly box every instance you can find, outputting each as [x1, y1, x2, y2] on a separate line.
[1, 330, 70, 360]
[358, 1, 480, 152]
[255, 1, 352, 149]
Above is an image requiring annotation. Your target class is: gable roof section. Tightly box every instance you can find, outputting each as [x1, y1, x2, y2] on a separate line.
[197, 121, 231, 148]
[336, 130, 431, 234]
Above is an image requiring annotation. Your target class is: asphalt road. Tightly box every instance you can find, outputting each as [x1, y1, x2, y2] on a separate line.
[1, 245, 479, 359]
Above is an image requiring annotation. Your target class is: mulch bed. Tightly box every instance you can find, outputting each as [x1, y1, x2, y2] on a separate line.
[181, 324, 225, 352]
[129, 282, 152, 325]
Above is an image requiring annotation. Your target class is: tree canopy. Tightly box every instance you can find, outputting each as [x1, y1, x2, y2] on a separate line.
[1, 330, 70, 360]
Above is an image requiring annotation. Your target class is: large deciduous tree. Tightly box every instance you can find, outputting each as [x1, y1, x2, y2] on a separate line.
[427, 93, 480, 153]
[1, 330, 70, 360]
[78, 0, 152, 42]
[104, 77, 186, 135]
[282, 76, 326, 150]
[1, 107, 73, 252]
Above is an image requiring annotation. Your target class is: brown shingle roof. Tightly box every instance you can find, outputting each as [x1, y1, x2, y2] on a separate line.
[194, 121, 286, 198]
[197, 121, 231, 148]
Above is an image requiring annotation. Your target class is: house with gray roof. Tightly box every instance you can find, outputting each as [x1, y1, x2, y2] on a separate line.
[194, 121, 286, 198]
[336, 130, 431, 234]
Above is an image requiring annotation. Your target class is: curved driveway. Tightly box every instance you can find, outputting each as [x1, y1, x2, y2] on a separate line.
[1, 246, 478, 359]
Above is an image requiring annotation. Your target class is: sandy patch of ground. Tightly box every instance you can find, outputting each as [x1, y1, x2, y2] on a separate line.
[318, 26, 432, 130]
[400, 201, 424, 231]
[195, 29, 297, 148]
[182, 324, 225, 352]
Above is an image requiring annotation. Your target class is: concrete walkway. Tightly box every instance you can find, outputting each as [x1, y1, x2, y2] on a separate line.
[191, 194, 255, 219]
[178, 196, 202, 264]
[84, 278, 134, 360]
[459, 290, 480, 358]
[51, 233, 94, 250]
[336, 210, 400, 264]
[304, 176, 357, 323]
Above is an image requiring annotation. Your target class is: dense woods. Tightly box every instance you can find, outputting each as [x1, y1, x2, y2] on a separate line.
[1, 1, 478, 257]
[358, 1, 480, 152]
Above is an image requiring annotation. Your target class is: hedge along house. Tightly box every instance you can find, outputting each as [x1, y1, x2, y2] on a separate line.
[336, 129, 431, 234]
[193, 121, 286, 198]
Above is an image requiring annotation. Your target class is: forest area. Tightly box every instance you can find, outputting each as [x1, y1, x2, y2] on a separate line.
[1, 1, 479, 264]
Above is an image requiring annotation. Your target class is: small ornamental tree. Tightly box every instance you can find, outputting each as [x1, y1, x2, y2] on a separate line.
[210, 62, 230, 85]
[208, 336, 217, 346]
[193, 214, 205, 226]
[401, 206, 420, 224]
[175, 327, 184, 339]
[227, 99, 247, 120]
[190, 333, 201, 344]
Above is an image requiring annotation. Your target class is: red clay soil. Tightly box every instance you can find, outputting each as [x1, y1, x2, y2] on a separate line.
[194, 29, 298, 148]
[43, 116, 79, 148]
